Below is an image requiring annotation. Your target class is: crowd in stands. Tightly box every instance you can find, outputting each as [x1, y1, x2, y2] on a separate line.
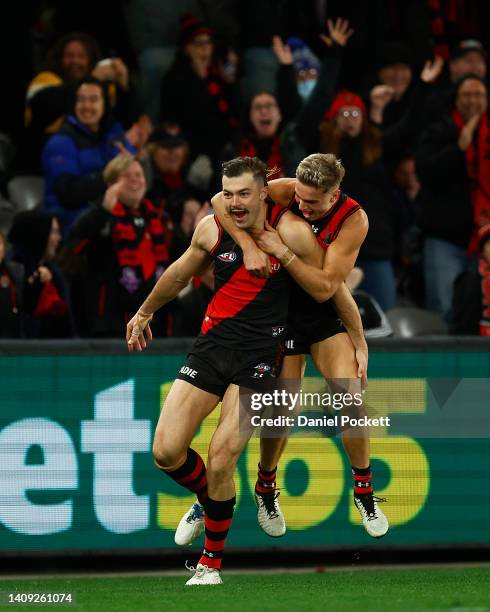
[1, 1, 490, 339]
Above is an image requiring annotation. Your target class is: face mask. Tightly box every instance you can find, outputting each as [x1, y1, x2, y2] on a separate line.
[297, 79, 317, 100]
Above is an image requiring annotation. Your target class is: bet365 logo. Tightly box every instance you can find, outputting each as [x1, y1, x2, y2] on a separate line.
[0, 380, 151, 535]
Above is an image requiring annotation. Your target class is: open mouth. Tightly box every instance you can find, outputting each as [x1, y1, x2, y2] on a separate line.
[259, 119, 272, 128]
[231, 208, 248, 222]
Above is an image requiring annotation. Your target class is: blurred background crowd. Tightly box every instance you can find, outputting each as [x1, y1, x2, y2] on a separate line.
[1, 0, 489, 339]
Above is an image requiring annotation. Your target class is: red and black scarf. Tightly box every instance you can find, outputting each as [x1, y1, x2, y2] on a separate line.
[207, 64, 238, 130]
[452, 110, 490, 253]
[112, 199, 170, 281]
[426, 0, 479, 60]
[240, 135, 284, 180]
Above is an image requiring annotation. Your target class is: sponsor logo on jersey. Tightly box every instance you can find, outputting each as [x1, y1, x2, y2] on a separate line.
[272, 326, 285, 337]
[252, 363, 272, 378]
[217, 251, 237, 263]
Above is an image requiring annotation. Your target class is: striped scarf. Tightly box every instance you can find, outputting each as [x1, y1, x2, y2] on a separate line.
[452, 110, 490, 253]
[112, 199, 170, 285]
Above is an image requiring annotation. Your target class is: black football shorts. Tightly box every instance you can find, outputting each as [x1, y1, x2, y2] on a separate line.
[175, 335, 283, 397]
[284, 315, 346, 355]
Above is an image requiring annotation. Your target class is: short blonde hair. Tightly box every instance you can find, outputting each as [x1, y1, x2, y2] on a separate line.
[103, 153, 137, 185]
[296, 153, 345, 192]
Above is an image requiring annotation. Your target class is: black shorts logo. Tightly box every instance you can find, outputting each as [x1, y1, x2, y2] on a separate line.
[272, 326, 285, 337]
[252, 363, 272, 378]
[179, 365, 198, 379]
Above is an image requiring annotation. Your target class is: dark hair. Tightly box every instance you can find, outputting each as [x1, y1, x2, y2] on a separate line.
[74, 76, 111, 125]
[453, 73, 488, 101]
[46, 32, 102, 79]
[222, 156, 268, 186]
[245, 91, 281, 134]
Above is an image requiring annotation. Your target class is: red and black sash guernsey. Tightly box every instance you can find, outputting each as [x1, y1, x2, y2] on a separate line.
[288, 191, 362, 317]
[197, 200, 289, 351]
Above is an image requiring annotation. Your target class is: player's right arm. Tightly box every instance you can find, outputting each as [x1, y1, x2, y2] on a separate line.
[126, 216, 215, 351]
[211, 178, 295, 277]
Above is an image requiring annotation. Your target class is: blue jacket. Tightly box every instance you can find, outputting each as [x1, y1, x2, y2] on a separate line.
[42, 115, 136, 235]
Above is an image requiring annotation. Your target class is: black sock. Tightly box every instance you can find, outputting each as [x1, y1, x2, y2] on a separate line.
[161, 448, 208, 503]
[352, 465, 373, 496]
[255, 463, 277, 494]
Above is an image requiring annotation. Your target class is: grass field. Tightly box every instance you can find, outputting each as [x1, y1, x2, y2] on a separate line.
[0, 567, 489, 611]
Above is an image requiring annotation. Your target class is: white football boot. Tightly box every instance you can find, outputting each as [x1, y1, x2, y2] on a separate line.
[354, 494, 389, 538]
[185, 563, 223, 586]
[174, 502, 205, 546]
[255, 490, 286, 537]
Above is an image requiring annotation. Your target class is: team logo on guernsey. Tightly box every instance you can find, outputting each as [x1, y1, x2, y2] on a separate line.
[217, 251, 237, 263]
[272, 326, 285, 337]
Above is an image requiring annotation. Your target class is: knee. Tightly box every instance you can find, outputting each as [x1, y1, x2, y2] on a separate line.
[152, 439, 186, 471]
[207, 446, 238, 482]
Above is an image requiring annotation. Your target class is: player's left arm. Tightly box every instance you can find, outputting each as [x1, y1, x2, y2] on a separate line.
[331, 283, 368, 388]
[257, 209, 368, 302]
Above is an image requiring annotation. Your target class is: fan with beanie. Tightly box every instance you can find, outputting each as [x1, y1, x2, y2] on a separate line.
[286, 37, 321, 100]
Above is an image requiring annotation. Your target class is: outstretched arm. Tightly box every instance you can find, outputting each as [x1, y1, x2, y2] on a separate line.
[127, 216, 214, 350]
[257, 210, 368, 302]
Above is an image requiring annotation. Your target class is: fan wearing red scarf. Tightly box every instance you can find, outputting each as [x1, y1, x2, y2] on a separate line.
[102, 154, 171, 322]
[451, 75, 490, 253]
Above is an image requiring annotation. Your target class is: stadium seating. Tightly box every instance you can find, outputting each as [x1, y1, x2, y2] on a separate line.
[386, 306, 449, 338]
[7, 176, 44, 212]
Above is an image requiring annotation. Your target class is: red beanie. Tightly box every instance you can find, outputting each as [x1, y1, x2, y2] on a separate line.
[179, 13, 212, 47]
[325, 89, 367, 121]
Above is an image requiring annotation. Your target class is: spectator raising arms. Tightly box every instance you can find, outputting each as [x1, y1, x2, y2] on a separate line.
[42, 77, 149, 237]
[314, 58, 443, 311]
[224, 19, 354, 180]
